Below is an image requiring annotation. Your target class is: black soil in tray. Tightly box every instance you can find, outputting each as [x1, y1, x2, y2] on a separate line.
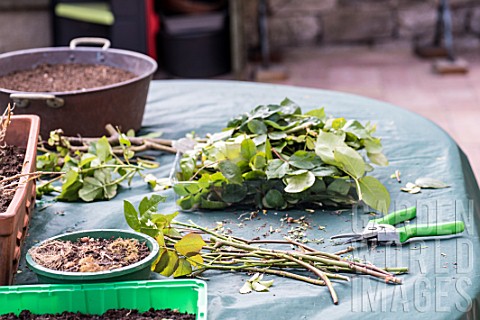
[0, 63, 136, 92]
[0, 145, 25, 213]
[0, 308, 196, 319]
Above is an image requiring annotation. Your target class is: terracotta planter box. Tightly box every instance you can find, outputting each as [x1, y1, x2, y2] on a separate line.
[0, 115, 40, 285]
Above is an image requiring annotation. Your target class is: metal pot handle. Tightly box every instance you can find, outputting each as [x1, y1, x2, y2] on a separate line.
[69, 37, 111, 51]
[10, 93, 64, 108]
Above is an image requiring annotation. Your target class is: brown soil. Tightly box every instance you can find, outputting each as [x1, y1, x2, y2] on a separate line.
[0, 64, 136, 92]
[0, 145, 25, 213]
[28, 237, 150, 272]
[0, 308, 196, 320]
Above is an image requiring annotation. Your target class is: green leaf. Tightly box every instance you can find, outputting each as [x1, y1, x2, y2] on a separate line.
[280, 98, 301, 115]
[123, 200, 140, 231]
[305, 108, 326, 120]
[241, 138, 257, 161]
[151, 211, 179, 226]
[358, 176, 390, 213]
[173, 258, 193, 277]
[268, 131, 287, 140]
[289, 151, 322, 170]
[200, 198, 227, 209]
[265, 159, 289, 179]
[139, 227, 159, 238]
[325, 117, 346, 130]
[343, 120, 369, 139]
[103, 184, 117, 200]
[57, 170, 82, 201]
[327, 179, 351, 196]
[243, 170, 267, 180]
[155, 234, 166, 248]
[414, 177, 449, 189]
[263, 189, 285, 208]
[248, 119, 268, 134]
[363, 138, 383, 154]
[180, 156, 196, 181]
[221, 183, 247, 203]
[306, 136, 316, 150]
[264, 138, 273, 160]
[250, 153, 267, 171]
[78, 177, 103, 202]
[284, 171, 316, 193]
[159, 250, 179, 277]
[367, 152, 389, 166]
[95, 136, 112, 162]
[163, 226, 182, 238]
[139, 194, 167, 216]
[174, 233, 206, 256]
[219, 160, 243, 184]
[119, 133, 131, 147]
[154, 249, 169, 273]
[78, 153, 96, 168]
[311, 166, 340, 177]
[310, 179, 326, 193]
[315, 131, 346, 164]
[186, 253, 204, 267]
[334, 146, 365, 179]
[173, 183, 193, 197]
[178, 196, 194, 210]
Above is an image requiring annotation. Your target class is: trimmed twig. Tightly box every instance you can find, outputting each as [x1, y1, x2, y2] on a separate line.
[285, 237, 317, 252]
[279, 254, 339, 304]
[0, 103, 14, 146]
[0, 171, 64, 187]
[210, 236, 402, 284]
[45, 124, 176, 154]
[333, 246, 355, 256]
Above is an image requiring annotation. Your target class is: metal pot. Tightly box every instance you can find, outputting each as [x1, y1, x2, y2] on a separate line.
[0, 38, 157, 137]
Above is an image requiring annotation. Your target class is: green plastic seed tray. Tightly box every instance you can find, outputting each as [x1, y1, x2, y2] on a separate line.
[0, 280, 207, 319]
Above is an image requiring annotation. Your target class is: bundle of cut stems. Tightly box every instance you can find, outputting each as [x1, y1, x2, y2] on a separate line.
[170, 221, 408, 305]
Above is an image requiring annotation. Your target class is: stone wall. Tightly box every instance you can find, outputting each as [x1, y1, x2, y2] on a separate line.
[0, 0, 52, 53]
[244, 0, 480, 50]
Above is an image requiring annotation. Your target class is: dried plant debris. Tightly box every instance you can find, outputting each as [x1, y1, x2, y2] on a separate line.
[401, 177, 449, 194]
[239, 273, 274, 294]
[28, 237, 149, 272]
[414, 177, 449, 189]
[390, 170, 401, 183]
[0, 308, 195, 320]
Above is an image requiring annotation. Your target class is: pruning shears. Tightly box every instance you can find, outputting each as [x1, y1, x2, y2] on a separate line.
[330, 207, 465, 245]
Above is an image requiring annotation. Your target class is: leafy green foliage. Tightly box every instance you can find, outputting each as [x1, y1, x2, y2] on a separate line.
[173, 99, 390, 212]
[36, 131, 154, 202]
[124, 196, 205, 278]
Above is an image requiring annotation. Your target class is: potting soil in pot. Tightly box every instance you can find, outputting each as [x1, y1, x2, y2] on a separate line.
[0, 145, 25, 213]
[28, 237, 150, 272]
[0, 308, 196, 320]
[0, 64, 135, 92]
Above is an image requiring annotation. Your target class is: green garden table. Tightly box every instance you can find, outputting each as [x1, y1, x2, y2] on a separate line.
[16, 80, 480, 319]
